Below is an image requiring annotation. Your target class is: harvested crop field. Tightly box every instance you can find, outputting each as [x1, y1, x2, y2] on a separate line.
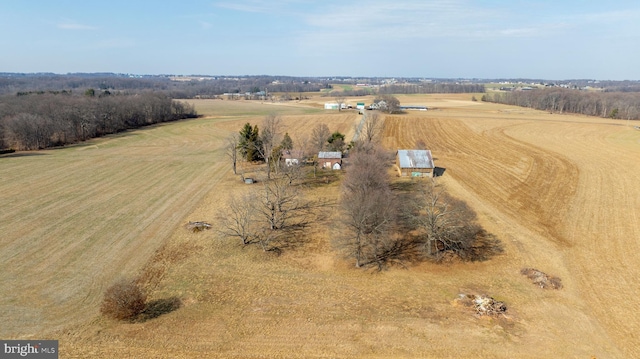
[3, 95, 639, 357]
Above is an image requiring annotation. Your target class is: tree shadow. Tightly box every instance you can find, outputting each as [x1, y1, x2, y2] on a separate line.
[1, 152, 49, 158]
[139, 297, 182, 321]
[390, 180, 417, 192]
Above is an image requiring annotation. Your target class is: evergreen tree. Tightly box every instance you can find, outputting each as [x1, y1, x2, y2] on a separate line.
[238, 123, 261, 161]
[280, 132, 293, 150]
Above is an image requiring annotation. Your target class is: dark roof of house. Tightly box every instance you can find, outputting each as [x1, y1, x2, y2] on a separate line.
[282, 150, 303, 159]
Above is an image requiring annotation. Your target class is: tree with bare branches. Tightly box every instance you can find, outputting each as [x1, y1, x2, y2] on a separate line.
[254, 175, 314, 251]
[361, 112, 383, 144]
[334, 95, 347, 111]
[373, 94, 400, 114]
[218, 192, 260, 246]
[225, 133, 239, 175]
[310, 123, 330, 154]
[255, 113, 282, 180]
[337, 145, 399, 268]
[412, 179, 502, 261]
[219, 171, 319, 253]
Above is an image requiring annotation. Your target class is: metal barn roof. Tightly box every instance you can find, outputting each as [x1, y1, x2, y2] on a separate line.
[397, 150, 434, 169]
[318, 151, 342, 159]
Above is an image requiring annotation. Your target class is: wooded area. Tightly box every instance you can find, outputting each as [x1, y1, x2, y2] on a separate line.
[0, 92, 197, 150]
[378, 83, 485, 94]
[0, 74, 329, 98]
[485, 88, 640, 120]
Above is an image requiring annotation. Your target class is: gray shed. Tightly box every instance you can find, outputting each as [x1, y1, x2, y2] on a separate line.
[396, 149, 435, 177]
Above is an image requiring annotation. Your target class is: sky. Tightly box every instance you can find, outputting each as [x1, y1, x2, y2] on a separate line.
[1, 0, 639, 80]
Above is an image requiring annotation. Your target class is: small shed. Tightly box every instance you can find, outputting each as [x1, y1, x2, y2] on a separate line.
[282, 150, 303, 166]
[356, 102, 365, 110]
[396, 149, 434, 177]
[318, 151, 342, 170]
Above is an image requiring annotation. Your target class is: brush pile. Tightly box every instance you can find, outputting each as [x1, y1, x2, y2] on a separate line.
[185, 221, 212, 233]
[455, 293, 507, 317]
[520, 268, 563, 289]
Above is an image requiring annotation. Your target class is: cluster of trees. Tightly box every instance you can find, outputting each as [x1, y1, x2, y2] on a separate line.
[379, 83, 485, 94]
[0, 74, 170, 96]
[485, 88, 640, 120]
[228, 116, 352, 181]
[336, 145, 502, 269]
[221, 121, 321, 253]
[230, 115, 297, 180]
[310, 123, 347, 153]
[0, 92, 197, 150]
[371, 95, 401, 113]
[221, 112, 499, 268]
[219, 168, 318, 253]
[0, 73, 330, 99]
[323, 83, 482, 99]
[322, 89, 374, 97]
[220, 112, 385, 254]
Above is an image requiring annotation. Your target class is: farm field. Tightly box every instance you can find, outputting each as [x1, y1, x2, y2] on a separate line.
[3, 95, 640, 357]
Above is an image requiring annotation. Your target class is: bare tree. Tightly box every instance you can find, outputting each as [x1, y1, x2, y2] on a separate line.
[255, 113, 282, 180]
[225, 133, 239, 175]
[218, 192, 260, 246]
[254, 176, 313, 251]
[310, 123, 330, 154]
[337, 145, 400, 268]
[412, 179, 502, 261]
[334, 95, 347, 111]
[361, 112, 383, 144]
[218, 170, 318, 252]
[4, 113, 53, 150]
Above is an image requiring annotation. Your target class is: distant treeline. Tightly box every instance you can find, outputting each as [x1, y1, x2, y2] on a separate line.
[0, 92, 197, 150]
[322, 83, 484, 97]
[322, 88, 375, 97]
[378, 83, 485, 94]
[485, 88, 640, 120]
[0, 74, 330, 98]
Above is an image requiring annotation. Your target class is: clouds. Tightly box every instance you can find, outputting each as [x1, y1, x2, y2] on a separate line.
[1, 0, 639, 78]
[92, 38, 136, 49]
[214, 0, 307, 14]
[56, 21, 98, 31]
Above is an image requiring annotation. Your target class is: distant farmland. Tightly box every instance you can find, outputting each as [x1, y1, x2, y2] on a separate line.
[3, 95, 640, 358]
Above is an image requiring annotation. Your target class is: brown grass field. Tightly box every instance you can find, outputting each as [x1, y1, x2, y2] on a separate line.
[2, 95, 639, 358]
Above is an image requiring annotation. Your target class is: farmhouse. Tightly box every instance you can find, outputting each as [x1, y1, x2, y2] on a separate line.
[396, 149, 435, 177]
[282, 150, 304, 166]
[318, 151, 342, 170]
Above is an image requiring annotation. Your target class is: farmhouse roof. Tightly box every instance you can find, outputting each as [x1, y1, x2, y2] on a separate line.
[318, 151, 342, 159]
[397, 150, 434, 169]
[282, 150, 303, 159]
